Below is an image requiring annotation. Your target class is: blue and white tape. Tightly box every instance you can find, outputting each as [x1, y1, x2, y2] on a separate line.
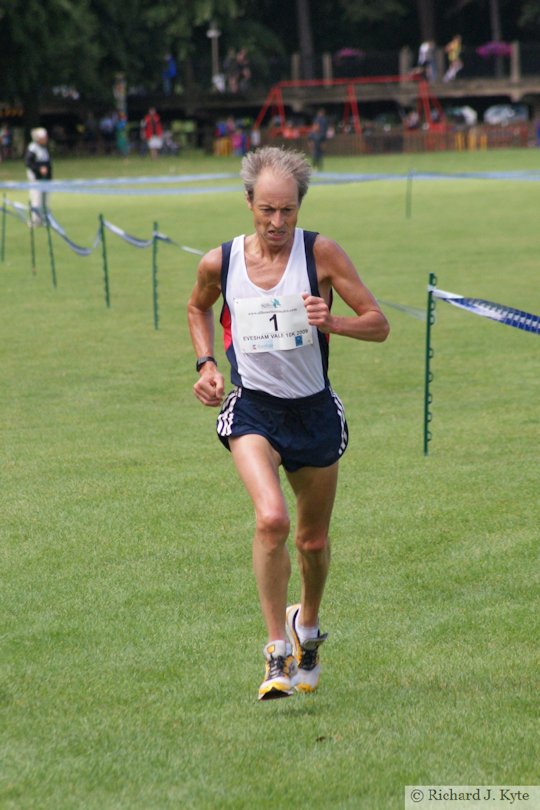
[45, 210, 101, 256]
[103, 219, 153, 249]
[2, 199, 206, 258]
[2, 199, 29, 223]
[2, 170, 540, 196]
[431, 286, 540, 335]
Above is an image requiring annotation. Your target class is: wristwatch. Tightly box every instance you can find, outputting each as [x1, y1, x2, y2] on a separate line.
[196, 355, 217, 372]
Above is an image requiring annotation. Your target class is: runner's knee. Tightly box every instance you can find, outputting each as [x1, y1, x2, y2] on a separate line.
[255, 508, 290, 546]
[295, 532, 329, 554]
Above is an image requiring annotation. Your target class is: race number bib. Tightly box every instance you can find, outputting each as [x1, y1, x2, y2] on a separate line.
[235, 294, 313, 353]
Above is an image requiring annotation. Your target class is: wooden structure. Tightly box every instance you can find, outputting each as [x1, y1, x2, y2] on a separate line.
[253, 75, 447, 135]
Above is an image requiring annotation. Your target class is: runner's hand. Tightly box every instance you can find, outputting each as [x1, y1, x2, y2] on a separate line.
[302, 293, 334, 334]
[193, 368, 225, 407]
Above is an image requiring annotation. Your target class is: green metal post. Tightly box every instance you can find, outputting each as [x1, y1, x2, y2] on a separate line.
[1, 193, 6, 262]
[99, 214, 111, 307]
[45, 208, 57, 288]
[423, 272, 437, 455]
[152, 221, 159, 330]
[29, 203, 36, 273]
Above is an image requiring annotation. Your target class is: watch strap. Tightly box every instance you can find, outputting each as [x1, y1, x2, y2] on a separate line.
[196, 355, 217, 372]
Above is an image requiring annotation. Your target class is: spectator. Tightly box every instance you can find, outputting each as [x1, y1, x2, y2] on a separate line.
[405, 109, 420, 130]
[0, 122, 13, 161]
[161, 128, 179, 156]
[417, 40, 436, 82]
[235, 49, 251, 93]
[162, 54, 177, 96]
[143, 107, 163, 159]
[444, 35, 463, 81]
[24, 127, 52, 226]
[115, 112, 129, 157]
[231, 127, 247, 157]
[250, 124, 261, 150]
[308, 108, 328, 170]
[99, 112, 116, 153]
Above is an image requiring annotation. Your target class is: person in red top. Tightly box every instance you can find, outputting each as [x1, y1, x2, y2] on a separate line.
[143, 107, 163, 159]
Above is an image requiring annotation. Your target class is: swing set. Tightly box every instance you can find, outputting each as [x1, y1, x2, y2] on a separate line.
[253, 73, 447, 138]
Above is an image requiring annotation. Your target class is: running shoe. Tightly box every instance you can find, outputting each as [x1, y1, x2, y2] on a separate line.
[286, 604, 328, 693]
[258, 640, 297, 701]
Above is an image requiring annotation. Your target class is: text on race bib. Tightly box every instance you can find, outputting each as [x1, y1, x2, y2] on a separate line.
[234, 294, 313, 353]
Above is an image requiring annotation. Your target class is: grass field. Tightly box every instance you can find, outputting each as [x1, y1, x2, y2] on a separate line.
[1, 149, 539, 809]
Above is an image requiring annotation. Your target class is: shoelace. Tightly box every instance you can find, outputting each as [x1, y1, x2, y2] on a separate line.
[299, 646, 318, 671]
[267, 656, 287, 679]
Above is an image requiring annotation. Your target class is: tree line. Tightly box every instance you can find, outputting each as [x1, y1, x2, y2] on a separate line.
[1, 0, 539, 129]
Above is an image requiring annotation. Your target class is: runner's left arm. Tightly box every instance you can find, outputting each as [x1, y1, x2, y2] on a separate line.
[304, 236, 390, 342]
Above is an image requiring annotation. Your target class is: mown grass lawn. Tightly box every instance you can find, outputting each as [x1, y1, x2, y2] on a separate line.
[1, 149, 538, 809]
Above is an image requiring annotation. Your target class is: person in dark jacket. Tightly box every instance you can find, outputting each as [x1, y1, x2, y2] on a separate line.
[308, 108, 328, 170]
[24, 127, 52, 226]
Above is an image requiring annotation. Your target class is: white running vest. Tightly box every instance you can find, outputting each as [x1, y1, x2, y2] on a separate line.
[224, 228, 326, 398]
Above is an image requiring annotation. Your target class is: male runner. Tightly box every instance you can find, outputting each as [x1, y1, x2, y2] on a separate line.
[188, 146, 389, 700]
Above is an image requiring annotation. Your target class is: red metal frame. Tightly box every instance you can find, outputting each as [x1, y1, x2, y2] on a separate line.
[254, 75, 446, 136]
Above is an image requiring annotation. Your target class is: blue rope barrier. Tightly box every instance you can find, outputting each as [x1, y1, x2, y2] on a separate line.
[431, 286, 540, 335]
[4, 200, 536, 333]
[2, 170, 540, 197]
[46, 210, 101, 256]
[2, 198, 205, 259]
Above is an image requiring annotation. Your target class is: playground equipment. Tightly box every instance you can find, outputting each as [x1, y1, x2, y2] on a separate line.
[253, 74, 447, 137]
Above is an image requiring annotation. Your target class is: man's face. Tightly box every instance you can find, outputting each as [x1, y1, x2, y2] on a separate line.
[248, 169, 300, 249]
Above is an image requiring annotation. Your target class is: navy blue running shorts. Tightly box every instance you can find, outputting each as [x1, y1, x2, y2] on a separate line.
[216, 386, 349, 472]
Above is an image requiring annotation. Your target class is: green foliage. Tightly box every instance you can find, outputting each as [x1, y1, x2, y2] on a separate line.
[0, 0, 100, 100]
[0, 0, 535, 117]
[0, 0, 254, 109]
[519, 0, 540, 31]
[339, 0, 407, 25]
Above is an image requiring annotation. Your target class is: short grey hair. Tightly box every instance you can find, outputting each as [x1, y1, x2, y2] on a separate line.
[31, 127, 48, 142]
[241, 146, 312, 204]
